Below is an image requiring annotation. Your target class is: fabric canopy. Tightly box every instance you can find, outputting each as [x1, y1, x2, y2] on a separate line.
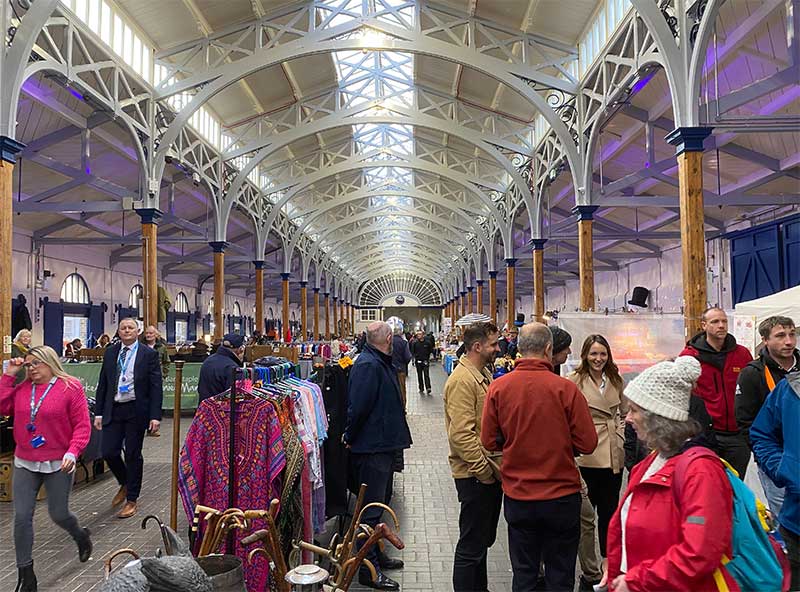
[732, 285, 800, 354]
[455, 313, 492, 327]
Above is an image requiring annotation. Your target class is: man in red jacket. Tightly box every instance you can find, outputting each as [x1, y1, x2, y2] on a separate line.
[680, 307, 752, 478]
[481, 323, 597, 592]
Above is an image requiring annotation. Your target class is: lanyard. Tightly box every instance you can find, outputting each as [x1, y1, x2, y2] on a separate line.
[118, 341, 138, 380]
[30, 378, 57, 426]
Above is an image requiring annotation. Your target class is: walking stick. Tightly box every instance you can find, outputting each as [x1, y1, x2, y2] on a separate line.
[170, 361, 185, 531]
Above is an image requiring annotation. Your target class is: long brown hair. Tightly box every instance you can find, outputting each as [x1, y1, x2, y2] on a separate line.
[574, 334, 624, 392]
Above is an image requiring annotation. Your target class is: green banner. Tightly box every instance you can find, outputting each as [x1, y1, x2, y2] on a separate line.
[66, 362, 201, 412]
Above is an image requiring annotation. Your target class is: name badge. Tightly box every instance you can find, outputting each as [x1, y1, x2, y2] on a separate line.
[119, 384, 130, 394]
[30, 434, 46, 449]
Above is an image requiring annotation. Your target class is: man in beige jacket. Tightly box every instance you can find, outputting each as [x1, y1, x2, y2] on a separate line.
[444, 322, 502, 592]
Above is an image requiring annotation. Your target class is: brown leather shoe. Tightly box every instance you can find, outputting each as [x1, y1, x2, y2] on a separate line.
[111, 485, 127, 507]
[117, 501, 137, 519]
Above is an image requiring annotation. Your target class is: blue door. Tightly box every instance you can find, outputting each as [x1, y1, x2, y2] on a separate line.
[783, 219, 800, 289]
[731, 225, 782, 305]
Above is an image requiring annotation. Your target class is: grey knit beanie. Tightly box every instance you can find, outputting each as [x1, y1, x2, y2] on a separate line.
[624, 356, 701, 421]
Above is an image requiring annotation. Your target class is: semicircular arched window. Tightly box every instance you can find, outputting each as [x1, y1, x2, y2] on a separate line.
[60, 273, 90, 304]
[233, 301, 242, 317]
[175, 292, 190, 313]
[129, 284, 143, 309]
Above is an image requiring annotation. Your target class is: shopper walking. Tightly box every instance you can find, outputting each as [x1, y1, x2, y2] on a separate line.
[751, 371, 800, 589]
[410, 328, 433, 395]
[606, 356, 738, 592]
[481, 323, 597, 592]
[737, 315, 798, 519]
[1, 346, 93, 592]
[390, 326, 412, 409]
[94, 318, 163, 519]
[680, 306, 752, 478]
[444, 322, 502, 592]
[198, 333, 245, 403]
[567, 336, 625, 572]
[344, 321, 412, 590]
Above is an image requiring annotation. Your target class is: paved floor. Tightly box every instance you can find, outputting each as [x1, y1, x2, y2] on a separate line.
[0, 362, 579, 592]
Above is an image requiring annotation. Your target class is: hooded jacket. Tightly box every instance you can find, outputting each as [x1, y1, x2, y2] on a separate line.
[680, 333, 752, 432]
[736, 347, 800, 447]
[751, 372, 800, 536]
[197, 346, 242, 403]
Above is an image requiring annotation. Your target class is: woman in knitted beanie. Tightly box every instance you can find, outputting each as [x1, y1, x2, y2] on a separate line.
[603, 356, 739, 592]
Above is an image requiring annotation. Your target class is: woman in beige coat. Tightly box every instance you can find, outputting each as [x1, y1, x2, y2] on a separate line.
[568, 334, 625, 580]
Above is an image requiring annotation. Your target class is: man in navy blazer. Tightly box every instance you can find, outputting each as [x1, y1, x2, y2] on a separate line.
[94, 318, 163, 519]
[344, 321, 412, 590]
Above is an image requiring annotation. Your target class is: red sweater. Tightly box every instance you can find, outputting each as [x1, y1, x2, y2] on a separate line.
[0, 373, 91, 462]
[481, 357, 598, 501]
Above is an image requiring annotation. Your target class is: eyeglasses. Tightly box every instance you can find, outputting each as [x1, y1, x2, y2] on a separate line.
[23, 360, 43, 368]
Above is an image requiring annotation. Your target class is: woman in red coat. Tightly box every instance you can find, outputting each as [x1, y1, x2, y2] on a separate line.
[605, 356, 739, 592]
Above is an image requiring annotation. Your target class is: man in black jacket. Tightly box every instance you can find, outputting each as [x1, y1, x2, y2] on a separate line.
[94, 318, 163, 519]
[410, 329, 433, 395]
[736, 315, 798, 518]
[345, 321, 412, 590]
[198, 334, 245, 403]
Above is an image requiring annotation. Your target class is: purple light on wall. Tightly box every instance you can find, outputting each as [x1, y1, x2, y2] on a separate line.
[630, 69, 657, 96]
[85, 166, 91, 175]
[68, 87, 85, 101]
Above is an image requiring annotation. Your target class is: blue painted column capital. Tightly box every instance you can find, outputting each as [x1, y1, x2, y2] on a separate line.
[313, 287, 320, 293]
[530, 238, 548, 251]
[299, 281, 308, 288]
[280, 272, 290, 281]
[460, 290, 467, 297]
[488, 270, 498, 279]
[136, 208, 163, 225]
[572, 205, 599, 221]
[505, 258, 517, 267]
[209, 241, 228, 253]
[252, 260, 265, 270]
[0, 136, 25, 164]
[665, 126, 712, 156]
[467, 286, 474, 292]
[475, 279, 484, 286]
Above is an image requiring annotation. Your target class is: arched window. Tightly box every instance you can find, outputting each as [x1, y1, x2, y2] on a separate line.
[129, 284, 143, 308]
[233, 302, 242, 317]
[175, 292, 190, 313]
[268, 306, 274, 320]
[208, 297, 214, 315]
[60, 273, 90, 304]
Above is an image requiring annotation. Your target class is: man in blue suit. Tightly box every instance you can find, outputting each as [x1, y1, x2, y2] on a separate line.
[94, 318, 163, 519]
[344, 321, 412, 590]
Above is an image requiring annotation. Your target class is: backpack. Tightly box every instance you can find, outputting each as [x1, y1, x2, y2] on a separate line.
[673, 447, 790, 592]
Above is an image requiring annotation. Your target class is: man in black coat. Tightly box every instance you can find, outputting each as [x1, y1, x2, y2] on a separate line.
[410, 329, 433, 395]
[197, 334, 245, 403]
[345, 321, 412, 590]
[736, 315, 798, 517]
[94, 318, 163, 519]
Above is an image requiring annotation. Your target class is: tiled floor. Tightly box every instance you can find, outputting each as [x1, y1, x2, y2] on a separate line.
[0, 362, 585, 592]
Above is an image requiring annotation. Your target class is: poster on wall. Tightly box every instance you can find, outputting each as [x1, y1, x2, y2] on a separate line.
[442, 317, 452, 333]
[732, 314, 758, 356]
[558, 313, 686, 382]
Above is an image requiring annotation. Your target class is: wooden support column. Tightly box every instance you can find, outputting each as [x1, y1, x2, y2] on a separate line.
[281, 273, 290, 342]
[313, 288, 320, 340]
[505, 258, 517, 330]
[573, 206, 598, 312]
[138, 209, 161, 329]
[209, 242, 227, 342]
[350, 304, 355, 336]
[332, 296, 339, 338]
[467, 286, 474, 314]
[489, 271, 498, 324]
[254, 260, 264, 335]
[532, 239, 547, 323]
[340, 299, 346, 336]
[299, 281, 308, 342]
[667, 127, 712, 339]
[324, 293, 331, 340]
[476, 280, 484, 315]
[460, 291, 467, 318]
[0, 138, 24, 362]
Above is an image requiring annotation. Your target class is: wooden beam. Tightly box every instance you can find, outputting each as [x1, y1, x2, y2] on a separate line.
[254, 261, 264, 334]
[489, 272, 497, 325]
[210, 242, 227, 342]
[506, 259, 516, 330]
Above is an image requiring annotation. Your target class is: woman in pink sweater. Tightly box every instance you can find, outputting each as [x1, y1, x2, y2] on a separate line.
[1, 345, 93, 592]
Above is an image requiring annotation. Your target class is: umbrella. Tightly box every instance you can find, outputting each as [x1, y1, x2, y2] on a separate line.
[455, 313, 492, 327]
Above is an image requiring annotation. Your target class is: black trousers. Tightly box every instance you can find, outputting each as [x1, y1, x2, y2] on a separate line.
[504, 492, 581, 592]
[101, 402, 147, 501]
[349, 452, 395, 575]
[579, 466, 623, 558]
[714, 430, 751, 479]
[415, 359, 431, 391]
[453, 478, 503, 592]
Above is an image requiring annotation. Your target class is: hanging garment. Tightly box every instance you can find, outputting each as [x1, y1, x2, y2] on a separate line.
[179, 396, 286, 592]
[11, 295, 32, 336]
[158, 286, 172, 323]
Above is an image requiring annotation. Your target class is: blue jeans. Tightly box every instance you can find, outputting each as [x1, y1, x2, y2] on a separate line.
[758, 465, 785, 522]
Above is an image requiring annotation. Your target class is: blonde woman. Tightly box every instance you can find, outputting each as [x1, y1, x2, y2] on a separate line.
[11, 330, 33, 385]
[1, 346, 93, 592]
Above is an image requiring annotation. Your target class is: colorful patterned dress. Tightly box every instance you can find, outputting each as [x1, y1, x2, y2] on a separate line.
[179, 396, 286, 592]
